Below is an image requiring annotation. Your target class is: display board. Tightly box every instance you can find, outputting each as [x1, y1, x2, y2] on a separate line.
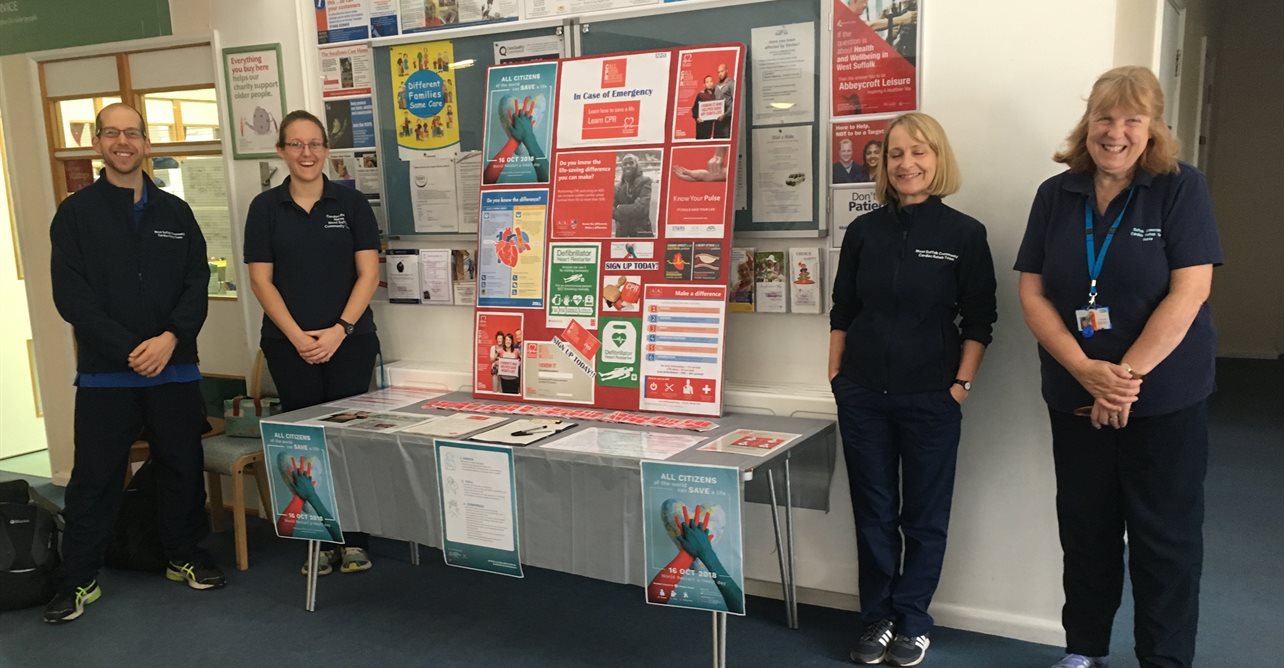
[373, 27, 566, 237]
[578, 0, 822, 235]
[471, 44, 745, 417]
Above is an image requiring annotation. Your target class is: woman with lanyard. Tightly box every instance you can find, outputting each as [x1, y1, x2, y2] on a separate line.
[829, 112, 997, 667]
[1015, 66, 1222, 668]
[244, 110, 382, 577]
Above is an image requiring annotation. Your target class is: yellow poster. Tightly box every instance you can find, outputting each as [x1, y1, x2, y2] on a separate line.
[390, 41, 460, 157]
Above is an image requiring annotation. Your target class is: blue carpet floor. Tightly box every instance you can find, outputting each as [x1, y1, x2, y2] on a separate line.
[1, 358, 1279, 667]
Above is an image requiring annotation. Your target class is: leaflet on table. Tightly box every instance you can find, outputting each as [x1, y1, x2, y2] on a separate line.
[454, 151, 482, 233]
[671, 46, 740, 143]
[831, 0, 920, 117]
[470, 418, 576, 446]
[261, 422, 344, 543]
[697, 429, 802, 458]
[324, 97, 376, 152]
[752, 125, 813, 224]
[475, 311, 525, 396]
[831, 118, 891, 186]
[751, 22, 816, 126]
[478, 190, 547, 308]
[423, 399, 721, 431]
[552, 148, 663, 240]
[320, 44, 372, 98]
[523, 0, 658, 20]
[641, 461, 744, 614]
[522, 340, 595, 405]
[435, 440, 522, 577]
[789, 247, 823, 314]
[328, 150, 381, 200]
[830, 186, 876, 249]
[330, 411, 433, 433]
[389, 42, 460, 159]
[409, 154, 458, 233]
[665, 145, 732, 239]
[325, 386, 448, 411]
[494, 34, 565, 64]
[482, 62, 557, 186]
[638, 285, 727, 417]
[400, 0, 518, 34]
[754, 251, 786, 313]
[539, 427, 704, 460]
[556, 51, 671, 149]
[316, 0, 370, 44]
[728, 247, 755, 313]
[403, 413, 510, 437]
[826, 248, 841, 312]
[546, 243, 599, 329]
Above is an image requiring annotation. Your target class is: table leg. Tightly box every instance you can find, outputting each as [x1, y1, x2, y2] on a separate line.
[305, 539, 320, 612]
[784, 457, 799, 629]
[766, 468, 792, 627]
[409, 541, 421, 566]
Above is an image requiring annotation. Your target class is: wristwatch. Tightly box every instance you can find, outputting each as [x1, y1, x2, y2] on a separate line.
[953, 379, 972, 391]
[337, 318, 355, 336]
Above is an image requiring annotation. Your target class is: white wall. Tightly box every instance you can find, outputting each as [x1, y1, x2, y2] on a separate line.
[1204, 1, 1284, 358]
[1114, 0, 1163, 69]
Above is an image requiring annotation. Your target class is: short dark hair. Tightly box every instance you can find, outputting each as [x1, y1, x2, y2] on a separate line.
[277, 110, 328, 149]
[94, 102, 146, 137]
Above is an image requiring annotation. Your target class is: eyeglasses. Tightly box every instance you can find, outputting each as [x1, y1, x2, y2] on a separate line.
[98, 127, 146, 139]
[283, 140, 326, 153]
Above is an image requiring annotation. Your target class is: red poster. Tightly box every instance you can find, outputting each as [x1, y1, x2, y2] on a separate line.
[671, 47, 740, 142]
[581, 101, 642, 140]
[551, 151, 616, 238]
[831, 118, 891, 185]
[664, 145, 732, 238]
[831, 0, 919, 116]
[63, 159, 95, 194]
[560, 320, 602, 360]
[475, 312, 525, 396]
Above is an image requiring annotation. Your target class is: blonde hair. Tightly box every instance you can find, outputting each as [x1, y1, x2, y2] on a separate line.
[874, 112, 961, 204]
[1054, 66, 1180, 174]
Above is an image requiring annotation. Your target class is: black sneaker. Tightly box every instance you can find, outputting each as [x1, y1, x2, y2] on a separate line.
[850, 618, 895, 664]
[886, 634, 930, 666]
[166, 561, 227, 590]
[43, 580, 102, 623]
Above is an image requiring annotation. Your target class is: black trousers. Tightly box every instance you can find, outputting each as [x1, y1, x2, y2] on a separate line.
[833, 376, 962, 637]
[61, 382, 210, 587]
[1051, 402, 1207, 668]
[262, 333, 379, 551]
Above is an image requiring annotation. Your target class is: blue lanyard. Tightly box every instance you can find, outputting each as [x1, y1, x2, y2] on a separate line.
[1083, 187, 1134, 305]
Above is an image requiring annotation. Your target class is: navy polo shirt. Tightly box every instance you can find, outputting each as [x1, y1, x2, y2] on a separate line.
[1014, 162, 1223, 416]
[243, 175, 380, 340]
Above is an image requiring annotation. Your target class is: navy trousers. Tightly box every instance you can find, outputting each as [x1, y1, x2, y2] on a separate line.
[262, 333, 379, 551]
[833, 375, 962, 637]
[1051, 401, 1207, 668]
[61, 381, 211, 587]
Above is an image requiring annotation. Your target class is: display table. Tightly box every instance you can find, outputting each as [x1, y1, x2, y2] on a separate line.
[273, 391, 836, 636]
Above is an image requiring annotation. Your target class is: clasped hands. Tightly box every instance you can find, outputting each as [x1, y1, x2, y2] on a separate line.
[291, 324, 347, 365]
[128, 331, 177, 378]
[1073, 359, 1142, 429]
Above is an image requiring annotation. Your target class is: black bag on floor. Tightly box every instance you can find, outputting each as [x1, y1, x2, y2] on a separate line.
[0, 479, 61, 610]
[105, 460, 167, 573]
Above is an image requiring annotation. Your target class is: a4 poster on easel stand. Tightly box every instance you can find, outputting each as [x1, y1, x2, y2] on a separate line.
[472, 44, 746, 418]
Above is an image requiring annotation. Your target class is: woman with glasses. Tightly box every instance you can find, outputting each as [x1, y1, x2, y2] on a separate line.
[1015, 67, 1221, 668]
[243, 110, 381, 577]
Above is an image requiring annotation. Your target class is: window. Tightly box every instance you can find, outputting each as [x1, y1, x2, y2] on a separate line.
[41, 45, 236, 299]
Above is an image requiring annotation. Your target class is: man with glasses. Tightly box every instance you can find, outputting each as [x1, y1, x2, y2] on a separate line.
[45, 102, 224, 624]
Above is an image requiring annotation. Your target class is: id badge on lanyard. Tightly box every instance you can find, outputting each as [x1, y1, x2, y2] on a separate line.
[1078, 187, 1134, 338]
